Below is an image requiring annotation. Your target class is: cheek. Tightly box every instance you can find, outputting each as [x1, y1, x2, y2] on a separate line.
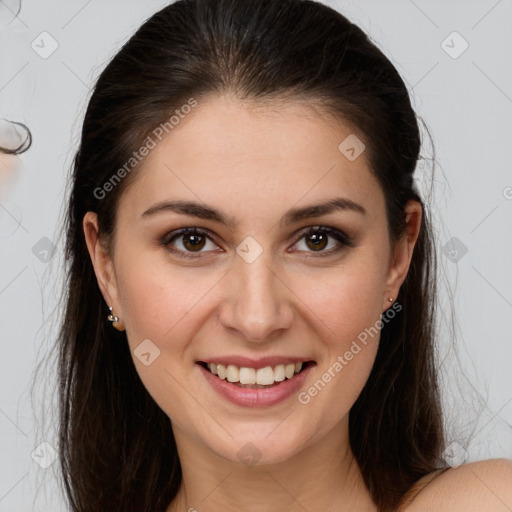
[114, 255, 221, 420]
[300, 259, 386, 340]
[295, 274, 384, 425]
[116, 251, 223, 348]
[298, 258, 385, 393]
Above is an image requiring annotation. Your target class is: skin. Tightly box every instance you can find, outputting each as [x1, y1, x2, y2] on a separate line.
[406, 459, 512, 511]
[83, 94, 512, 511]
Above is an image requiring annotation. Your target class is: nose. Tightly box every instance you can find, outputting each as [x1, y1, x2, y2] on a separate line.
[218, 249, 294, 343]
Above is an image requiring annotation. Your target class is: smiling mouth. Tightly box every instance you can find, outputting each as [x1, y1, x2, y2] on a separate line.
[197, 360, 315, 388]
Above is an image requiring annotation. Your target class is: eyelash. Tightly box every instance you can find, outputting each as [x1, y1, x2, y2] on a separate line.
[160, 226, 354, 260]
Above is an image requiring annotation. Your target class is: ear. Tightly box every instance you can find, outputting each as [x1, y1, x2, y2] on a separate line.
[382, 200, 423, 311]
[83, 211, 123, 319]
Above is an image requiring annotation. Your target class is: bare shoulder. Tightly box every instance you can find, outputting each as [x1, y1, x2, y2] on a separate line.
[405, 458, 512, 512]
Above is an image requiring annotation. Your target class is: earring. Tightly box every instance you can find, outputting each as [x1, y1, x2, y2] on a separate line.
[108, 306, 125, 332]
[107, 306, 118, 323]
[388, 297, 393, 302]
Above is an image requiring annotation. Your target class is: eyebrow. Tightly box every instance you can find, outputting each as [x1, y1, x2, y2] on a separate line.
[141, 197, 367, 229]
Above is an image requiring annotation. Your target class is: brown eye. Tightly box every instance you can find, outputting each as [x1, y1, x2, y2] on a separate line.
[181, 232, 207, 252]
[161, 228, 218, 259]
[293, 227, 354, 256]
[304, 232, 329, 251]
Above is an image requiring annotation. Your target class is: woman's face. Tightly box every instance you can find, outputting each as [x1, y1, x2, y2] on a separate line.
[84, 94, 421, 465]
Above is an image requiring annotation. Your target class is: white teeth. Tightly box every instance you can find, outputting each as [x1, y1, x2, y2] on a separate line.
[239, 367, 256, 385]
[217, 364, 227, 380]
[204, 361, 304, 385]
[226, 364, 239, 383]
[285, 363, 295, 379]
[256, 366, 275, 385]
[274, 364, 285, 382]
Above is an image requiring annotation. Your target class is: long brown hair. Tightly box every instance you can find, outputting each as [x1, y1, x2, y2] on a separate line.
[57, 1, 446, 510]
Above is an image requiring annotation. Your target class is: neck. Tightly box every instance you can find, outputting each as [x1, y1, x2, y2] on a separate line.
[167, 416, 377, 512]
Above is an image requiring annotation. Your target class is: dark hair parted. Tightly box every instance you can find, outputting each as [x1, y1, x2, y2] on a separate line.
[59, 1, 445, 510]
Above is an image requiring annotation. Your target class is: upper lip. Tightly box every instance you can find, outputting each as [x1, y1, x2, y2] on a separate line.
[197, 356, 314, 370]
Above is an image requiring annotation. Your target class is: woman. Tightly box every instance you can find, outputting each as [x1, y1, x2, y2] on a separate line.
[59, 0, 512, 511]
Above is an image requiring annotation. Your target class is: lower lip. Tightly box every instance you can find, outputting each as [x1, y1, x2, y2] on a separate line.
[198, 363, 315, 407]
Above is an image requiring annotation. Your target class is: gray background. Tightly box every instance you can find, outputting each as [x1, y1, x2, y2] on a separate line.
[0, 0, 511, 510]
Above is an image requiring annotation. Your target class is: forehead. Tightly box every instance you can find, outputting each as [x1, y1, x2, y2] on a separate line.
[118, 94, 385, 228]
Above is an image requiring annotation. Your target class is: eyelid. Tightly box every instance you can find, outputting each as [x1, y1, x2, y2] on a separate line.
[160, 225, 354, 259]
[160, 227, 219, 259]
[291, 225, 355, 254]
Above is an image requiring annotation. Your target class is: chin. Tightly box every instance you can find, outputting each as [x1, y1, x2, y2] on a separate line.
[212, 430, 309, 467]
